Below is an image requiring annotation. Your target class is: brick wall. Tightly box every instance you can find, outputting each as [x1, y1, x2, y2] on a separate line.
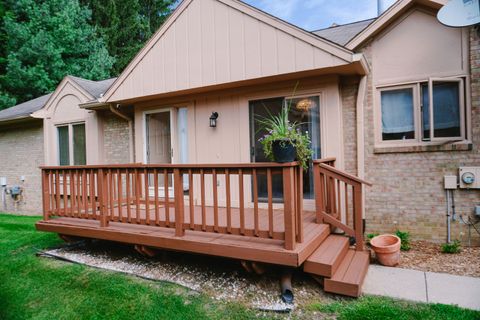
[0, 122, 44, 215]
[340, 76, 360, 176]
[360, 27, 480, 245]
[101, 110, 131, 164]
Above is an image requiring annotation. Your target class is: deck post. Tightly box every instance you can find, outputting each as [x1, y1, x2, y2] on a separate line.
[353, 184, 364, 251]
[98, 169, 109, 227]
[41, 169, 50, 221]
[173, 168, 185, 237]
[296, 165, 304, 243]
[282, 166, 296, 250]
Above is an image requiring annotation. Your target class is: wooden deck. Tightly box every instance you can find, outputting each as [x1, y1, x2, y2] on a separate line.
[36, 208, 329, 267]
[36, 159, 372, 297]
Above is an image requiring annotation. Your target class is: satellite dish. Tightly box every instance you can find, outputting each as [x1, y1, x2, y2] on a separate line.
[437, 0, 480, 27]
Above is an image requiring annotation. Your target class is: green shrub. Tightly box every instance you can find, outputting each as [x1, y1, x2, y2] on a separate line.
[441, 240, 461, 254]
[366, 233, 379, 245]
[395, 230, 411, 251]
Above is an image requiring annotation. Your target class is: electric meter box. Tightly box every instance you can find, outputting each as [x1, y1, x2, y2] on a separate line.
[459, 167, 480, 189]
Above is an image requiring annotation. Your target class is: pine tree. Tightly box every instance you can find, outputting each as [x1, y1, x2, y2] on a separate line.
[81, 0, 175, 75]
[0, 0, 114, 109]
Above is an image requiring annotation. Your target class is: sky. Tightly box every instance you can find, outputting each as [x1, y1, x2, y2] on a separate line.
[241, 0, 396, 31]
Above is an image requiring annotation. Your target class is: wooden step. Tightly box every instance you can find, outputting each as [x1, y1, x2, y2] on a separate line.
[324, 249, 370, 297]
[303, 235, 349, 277]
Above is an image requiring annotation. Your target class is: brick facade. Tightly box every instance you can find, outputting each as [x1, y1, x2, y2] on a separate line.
[101, 110, 131, 164]
[0, 122, 44, 215]
[357, 27, 480, 245]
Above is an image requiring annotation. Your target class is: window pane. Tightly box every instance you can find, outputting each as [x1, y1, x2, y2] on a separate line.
[58, 126, 70, 166]
[381, 88, 415, 141]
[421, 84, 430, 140]
[73, 124, 86, 165]
[433, 82, 461, 138]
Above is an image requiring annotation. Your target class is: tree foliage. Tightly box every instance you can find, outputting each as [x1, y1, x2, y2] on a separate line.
[81, 0, 175, 75]
[0, 0, 114, 109]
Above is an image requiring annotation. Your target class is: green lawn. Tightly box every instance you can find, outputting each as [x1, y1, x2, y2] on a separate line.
[1, 213, 479, 320]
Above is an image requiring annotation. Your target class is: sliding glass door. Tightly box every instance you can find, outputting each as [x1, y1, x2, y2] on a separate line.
[249, 95, 321, 200]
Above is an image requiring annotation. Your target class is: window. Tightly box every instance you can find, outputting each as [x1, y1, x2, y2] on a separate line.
[379, 78, 465, 144]
[57, 123, 86, 165]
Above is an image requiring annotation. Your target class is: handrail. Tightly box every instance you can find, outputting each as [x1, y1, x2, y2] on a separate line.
[40, 162, 303, 250]
[313, 160, 370, 251]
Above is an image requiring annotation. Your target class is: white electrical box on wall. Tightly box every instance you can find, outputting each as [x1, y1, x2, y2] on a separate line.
[459, 167, 480, 189]
[444, 175, 457, 189]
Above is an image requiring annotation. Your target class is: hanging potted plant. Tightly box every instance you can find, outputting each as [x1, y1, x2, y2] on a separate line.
[257, 105, 313, 170]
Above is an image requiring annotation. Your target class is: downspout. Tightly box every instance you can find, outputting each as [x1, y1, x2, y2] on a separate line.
[109, 104, 135, 163]
[356, 76, 367, 221]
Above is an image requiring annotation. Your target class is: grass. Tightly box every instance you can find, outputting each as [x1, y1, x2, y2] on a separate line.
[1, 213, 479, 320]
[306, 296, 480, 320]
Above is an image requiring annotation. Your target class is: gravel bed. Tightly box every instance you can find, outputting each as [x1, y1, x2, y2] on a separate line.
[371, 240, 480, 277]
[40, 240, 334, 313]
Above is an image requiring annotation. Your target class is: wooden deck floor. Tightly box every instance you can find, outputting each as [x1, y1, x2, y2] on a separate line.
[36, 206, 330, 267]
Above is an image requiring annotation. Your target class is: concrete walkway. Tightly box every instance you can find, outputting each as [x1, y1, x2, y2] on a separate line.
[363, 265, 480, 311]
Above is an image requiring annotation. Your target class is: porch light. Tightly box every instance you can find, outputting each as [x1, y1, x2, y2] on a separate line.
[209, 112, 219, 127]
[296, 98, 313, 112]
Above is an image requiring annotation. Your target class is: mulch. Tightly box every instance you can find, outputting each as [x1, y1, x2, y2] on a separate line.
[372, 240, 480, 278]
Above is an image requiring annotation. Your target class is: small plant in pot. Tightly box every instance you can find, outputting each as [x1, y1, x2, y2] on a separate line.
[257, 105, 312, 170]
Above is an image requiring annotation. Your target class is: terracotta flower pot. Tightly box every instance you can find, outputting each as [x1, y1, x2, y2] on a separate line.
[370, 234, 401, 267]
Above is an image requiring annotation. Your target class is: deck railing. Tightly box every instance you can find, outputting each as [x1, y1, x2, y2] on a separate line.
[313, 159, 372, 251]
[41, 159, 370, 251]
[41, 162, 304, 250]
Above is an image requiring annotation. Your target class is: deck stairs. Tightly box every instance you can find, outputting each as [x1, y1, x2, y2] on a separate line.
[303, 234, 370, 297]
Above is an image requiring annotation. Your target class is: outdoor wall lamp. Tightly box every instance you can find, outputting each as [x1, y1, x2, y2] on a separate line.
[209, 112, 219, 128]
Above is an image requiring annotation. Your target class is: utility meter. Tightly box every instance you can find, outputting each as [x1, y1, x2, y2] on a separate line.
[462, 172, 475, 185]
[459, 167, 480, 189]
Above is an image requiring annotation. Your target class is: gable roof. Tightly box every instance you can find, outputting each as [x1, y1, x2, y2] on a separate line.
[0, 76, 116, 124]
[69, 76, 116, 99]
[312, 19, 376, 46]
[345, 0, 446, 49]
[0, 93, 52, 124]
[102, 0, 364, 103]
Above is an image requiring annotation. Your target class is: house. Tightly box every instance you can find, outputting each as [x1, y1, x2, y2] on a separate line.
[1, 0, 478, 296]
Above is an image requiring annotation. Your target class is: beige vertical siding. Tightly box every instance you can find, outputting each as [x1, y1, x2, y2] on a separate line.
[107, 0, 349, 102]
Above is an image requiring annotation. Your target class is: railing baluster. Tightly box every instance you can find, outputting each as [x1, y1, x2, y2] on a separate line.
[135, 168, 141, 224]
[126, 168, 132, 223]
[267, 168, 273, 238]
[296, 166, 304, 243]
[337, 179, 342, 222]
[69, 170, 74, 217]
[82, 170, 87, 218]
[98, 168, 109, 227]
[164, 169, 170, 227]
[62, 170, 68, 216]
[109, 169, 114, 220]
[212, 169, 219, 232]
[252, 168, 259, 237]
[200, 169, 206, 231]
[188, 169, 194, 230]
[239, 168, 245, 235]
[117, 169, 123, 221]
[225, 169, 231, 233]
[345, 183, 349, 227]
[144, 168, 150, 225]
[173, 168, 184, 236]
[154, 169, 159, 225]
[75, 169, 81, 217]
[89, 170, 96, 219]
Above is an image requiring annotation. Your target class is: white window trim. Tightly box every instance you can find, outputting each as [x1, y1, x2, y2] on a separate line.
[375, 76, 468, 148]
[56, 121, 86, 166]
